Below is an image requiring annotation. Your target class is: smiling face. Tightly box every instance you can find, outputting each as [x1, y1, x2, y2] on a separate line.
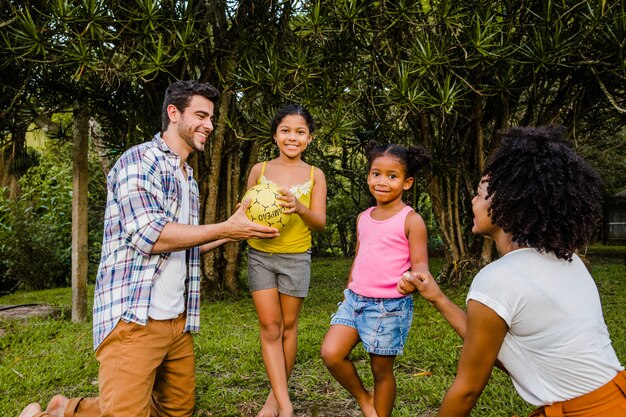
[273, 114, 312, 159]
[165, 94, 215, 160]
[367, 155, 414, 205]
[471, 177, 498, 237]
[176, 95, 214, 153]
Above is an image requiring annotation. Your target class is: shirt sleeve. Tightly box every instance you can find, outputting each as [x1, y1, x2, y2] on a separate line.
[467, 265, 514, 327]
[114, 149, 171, 257]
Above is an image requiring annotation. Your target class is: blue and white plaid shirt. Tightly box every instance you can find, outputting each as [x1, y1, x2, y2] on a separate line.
[93, 134, 201, 350]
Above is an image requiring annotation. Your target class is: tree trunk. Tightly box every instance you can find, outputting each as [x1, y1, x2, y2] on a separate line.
[201, 90, 231, 297]
[472, 93, 496, 266]
[223, 149, 241, 292]
[429, 168, 479, 284]
[71, 102, 89, 323]
[0, 127, 27, 199]
[89, 118, 116, 175]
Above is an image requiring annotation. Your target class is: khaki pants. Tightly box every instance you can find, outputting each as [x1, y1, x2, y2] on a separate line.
[528, 370, 626, 417]
[34, 314, 195, 417]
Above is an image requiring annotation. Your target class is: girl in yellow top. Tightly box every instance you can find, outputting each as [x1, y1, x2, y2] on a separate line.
[246, 104, 327, 417]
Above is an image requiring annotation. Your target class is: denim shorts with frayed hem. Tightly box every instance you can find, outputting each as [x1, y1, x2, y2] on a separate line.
[330, 288, 413, 356]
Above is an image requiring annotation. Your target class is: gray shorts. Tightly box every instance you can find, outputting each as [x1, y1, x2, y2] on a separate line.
[247, 248, 311, 297]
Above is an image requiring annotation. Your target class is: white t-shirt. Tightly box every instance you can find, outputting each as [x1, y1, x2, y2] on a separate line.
[467, 248, 623, 406]
[149, 168, 190, 320]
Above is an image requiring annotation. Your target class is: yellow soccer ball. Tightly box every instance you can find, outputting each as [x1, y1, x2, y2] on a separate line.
[242, 183, 292, 230]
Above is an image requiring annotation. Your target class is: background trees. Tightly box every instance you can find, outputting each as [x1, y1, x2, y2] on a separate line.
[1, 0, 624, 296]
[296, 0, 626, 281]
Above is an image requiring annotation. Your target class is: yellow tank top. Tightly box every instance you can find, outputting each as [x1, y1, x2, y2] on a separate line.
[248, 162, 315, 253]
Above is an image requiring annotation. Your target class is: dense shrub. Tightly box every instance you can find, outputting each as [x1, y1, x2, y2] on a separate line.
[0, 189, 16, 294]
[0, 146, 72, 291]
[0, 142, 106, 294]
[315, 191, 363, 257]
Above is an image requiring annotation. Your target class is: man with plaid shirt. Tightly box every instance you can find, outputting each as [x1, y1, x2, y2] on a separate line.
[20, 80, 279, 417]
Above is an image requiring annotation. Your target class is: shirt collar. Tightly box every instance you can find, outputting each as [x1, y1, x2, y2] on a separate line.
[152, 133, 193, 177]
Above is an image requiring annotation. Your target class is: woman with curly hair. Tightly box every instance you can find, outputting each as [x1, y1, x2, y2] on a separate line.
[398, 125, 625, 417]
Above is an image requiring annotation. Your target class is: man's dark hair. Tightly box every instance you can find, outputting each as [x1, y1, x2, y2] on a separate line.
[161, 80, 220, 132]
[484, 125, 602, 261]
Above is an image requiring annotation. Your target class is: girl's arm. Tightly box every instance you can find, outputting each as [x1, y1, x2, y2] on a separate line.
[405, 211, 429, 275]
[436, 300, 508, 417]
[246, 163, 263, 189]
[280, 167, 327, 232]
[200, 238, 234, 254]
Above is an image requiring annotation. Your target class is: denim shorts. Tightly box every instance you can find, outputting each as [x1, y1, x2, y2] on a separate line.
[330, 288, 413, 356]
[247, 248, 311, 297]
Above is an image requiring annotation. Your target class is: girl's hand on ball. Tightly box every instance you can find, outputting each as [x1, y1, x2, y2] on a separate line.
[277, 187, 300, 214]
[241, 183, 291, 230]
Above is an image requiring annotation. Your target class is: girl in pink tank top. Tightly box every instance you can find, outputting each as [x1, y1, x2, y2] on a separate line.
[321, 141, 432, 417]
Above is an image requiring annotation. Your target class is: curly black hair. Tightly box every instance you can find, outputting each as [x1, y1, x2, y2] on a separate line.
[484, 125, 602, 261]
[365, 140, 431, 178]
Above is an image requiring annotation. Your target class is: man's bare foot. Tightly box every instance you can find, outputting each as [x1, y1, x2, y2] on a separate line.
[357, 390, 378, 417]
[45, 395, 69, 417]
[256, 392, 279, 417]
[18, 403, 42, 417]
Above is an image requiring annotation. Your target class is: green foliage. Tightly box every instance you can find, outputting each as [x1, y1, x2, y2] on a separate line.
[0, 188, 13, 292]
[0, 255, 624, 416]
[414, 192, 445, 255]
[2, 0, 625, 292]
[578, 123, 626, 197]
[316, 190, 363, 257]
[0, 141, 106, 293]
[0, 147, 72, 292]
[229, 0, 626, 281]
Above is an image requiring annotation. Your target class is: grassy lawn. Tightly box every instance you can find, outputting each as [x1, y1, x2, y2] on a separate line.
[0, 252, 624, 416]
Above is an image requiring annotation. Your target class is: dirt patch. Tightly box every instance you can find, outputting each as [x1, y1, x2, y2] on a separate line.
[295, 399, 363, 417]
[229, 399, 362, 417]
[0, 304, 61, 337]
[0, 304, 60, 320]
[201, 399, 436, 416]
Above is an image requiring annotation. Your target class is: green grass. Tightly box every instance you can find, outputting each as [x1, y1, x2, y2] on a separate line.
[1, 254, 624, 416]
[587, 243, 626, 259]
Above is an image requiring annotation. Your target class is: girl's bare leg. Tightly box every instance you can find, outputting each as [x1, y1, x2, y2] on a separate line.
[369, 354, 397, 417]
[259, 293, 304, 417]
[253, 289, 303, 417]
[321, 325, 378, 417]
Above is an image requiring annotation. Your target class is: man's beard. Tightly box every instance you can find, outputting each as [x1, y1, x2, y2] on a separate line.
[178, 122, 204, 153]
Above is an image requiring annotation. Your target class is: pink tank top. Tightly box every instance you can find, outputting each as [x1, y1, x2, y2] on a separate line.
[348, 205, 413, 298]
